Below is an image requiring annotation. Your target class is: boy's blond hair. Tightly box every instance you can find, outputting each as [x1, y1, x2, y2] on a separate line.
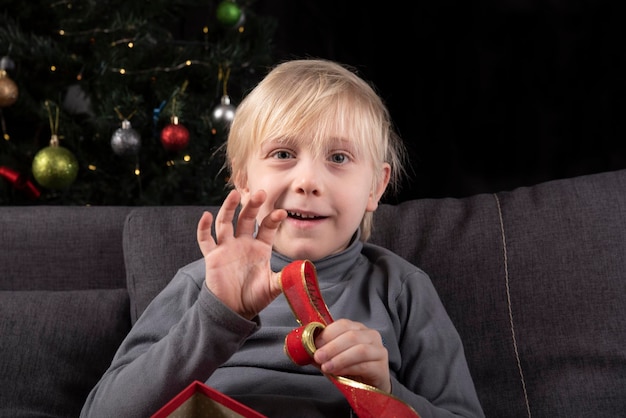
[226, 59, 406, 241]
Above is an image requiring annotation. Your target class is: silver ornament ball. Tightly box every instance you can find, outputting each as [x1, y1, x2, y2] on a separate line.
[0, 56, 15, 71]
[211, 95, 236, 127]
[111, 119, 141, 156]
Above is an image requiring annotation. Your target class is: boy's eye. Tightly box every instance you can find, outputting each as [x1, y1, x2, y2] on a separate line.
[272, 150, 293, 159]
[330, 153, 348, 164]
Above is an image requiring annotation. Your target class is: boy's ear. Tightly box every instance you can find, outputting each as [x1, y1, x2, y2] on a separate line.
[366, 163, 391, 212]
[232, 170, 251, 205]
[237, 186, 251, 207]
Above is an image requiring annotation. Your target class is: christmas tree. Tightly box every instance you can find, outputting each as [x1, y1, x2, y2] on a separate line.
[0, 0, 277, 205]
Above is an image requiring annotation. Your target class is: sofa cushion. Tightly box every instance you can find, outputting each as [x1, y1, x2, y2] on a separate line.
[0, 289, 131, 418]
[370, 168, 626, 417]
[0, 206, 131, 291]
[124, 206, 219, 323]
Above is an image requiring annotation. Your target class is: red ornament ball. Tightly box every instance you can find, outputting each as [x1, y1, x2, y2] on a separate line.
[160, 122, 190, 152]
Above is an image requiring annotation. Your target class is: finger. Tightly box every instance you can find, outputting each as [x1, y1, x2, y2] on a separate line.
[270, 271, 285, 298]
[196, 211, 215, 257]
[214, 189, 241, 243]
[316, 331, 389, 391]
[255, 208, 287, 245]
[323, 351, 390, 393]
[314, 319, 364, 348]
[235, 190, 266, 237]
[319, 339, 383, 371]
[314, 320, 382, 365]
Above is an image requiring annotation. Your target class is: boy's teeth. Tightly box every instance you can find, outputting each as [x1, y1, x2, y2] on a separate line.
[290, 211, 316, 219]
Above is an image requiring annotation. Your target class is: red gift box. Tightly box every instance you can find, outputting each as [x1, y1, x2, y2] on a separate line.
[151, 380, 267, 418]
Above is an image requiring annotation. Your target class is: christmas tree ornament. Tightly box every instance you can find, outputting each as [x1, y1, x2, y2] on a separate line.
[111, 119, 141, 156]
[211, 95, 236, 130]
[0, 56, 18, 108]
[212, 65, 236, 129]
[32, 101, 78, 190]
[32, 135, 79, 190]
[0, 56, 15, 72]
[160, 116, 190, 152]
[159, 83, 190, 152]
[216, 0, 242, 26]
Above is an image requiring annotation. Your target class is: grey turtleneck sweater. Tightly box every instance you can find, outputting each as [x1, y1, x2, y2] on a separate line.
[81, 235, 484, 418]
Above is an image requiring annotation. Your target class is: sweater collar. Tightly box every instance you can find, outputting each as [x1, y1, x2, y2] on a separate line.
[271, 230, 364, 285]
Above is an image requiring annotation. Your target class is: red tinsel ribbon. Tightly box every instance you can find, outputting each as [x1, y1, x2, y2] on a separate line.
[279, 260, 421, 418]
[0, 166, 40, 199]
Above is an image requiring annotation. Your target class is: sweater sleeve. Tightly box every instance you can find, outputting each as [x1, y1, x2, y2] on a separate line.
[80, 263, 259, 418]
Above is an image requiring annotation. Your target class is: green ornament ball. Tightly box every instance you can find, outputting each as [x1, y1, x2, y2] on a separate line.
[32, 145, 79, 189]
[216, 1, 242, 26]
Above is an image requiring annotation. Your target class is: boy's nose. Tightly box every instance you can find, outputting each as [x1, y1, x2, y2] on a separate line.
[293, 161, 322, 196]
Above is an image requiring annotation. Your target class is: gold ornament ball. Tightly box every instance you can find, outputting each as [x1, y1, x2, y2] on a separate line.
[32, 145, 79, 189]
[0, 73, 18, 107]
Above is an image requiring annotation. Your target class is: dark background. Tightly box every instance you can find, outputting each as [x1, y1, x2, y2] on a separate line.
[256, 1, 626, 203]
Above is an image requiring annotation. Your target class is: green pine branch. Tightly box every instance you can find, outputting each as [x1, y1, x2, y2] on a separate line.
[0, 0, 276, 205]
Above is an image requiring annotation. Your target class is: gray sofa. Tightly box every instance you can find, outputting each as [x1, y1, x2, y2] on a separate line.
[2, 168, 625, 418]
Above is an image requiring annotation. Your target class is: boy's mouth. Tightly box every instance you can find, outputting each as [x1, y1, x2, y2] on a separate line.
[287, 211, 325, 220]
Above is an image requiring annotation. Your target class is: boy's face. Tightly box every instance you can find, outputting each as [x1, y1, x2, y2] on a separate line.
[236, 136, 390, 261]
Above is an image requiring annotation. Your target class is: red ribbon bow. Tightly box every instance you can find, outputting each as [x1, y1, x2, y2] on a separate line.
[279, 260, 421, 418]
[0, 166, 41, 199]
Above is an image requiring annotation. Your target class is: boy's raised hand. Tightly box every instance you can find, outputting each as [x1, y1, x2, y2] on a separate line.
[196, 189, 287, 320]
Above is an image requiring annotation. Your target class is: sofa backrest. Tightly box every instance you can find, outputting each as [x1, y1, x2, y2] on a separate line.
[123, 205, 218, 322]
[0, 205, 132, 290]
[371, 169, 626, 417]
[123, 168, 626, 418]
[0, 206, 134, 417]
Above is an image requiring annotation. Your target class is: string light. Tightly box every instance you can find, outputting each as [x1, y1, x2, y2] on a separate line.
[52, 28, 217, 77]
[165, 155, 192, 167]
[110, 59, 209, 76]
[110, 38, 135, 47]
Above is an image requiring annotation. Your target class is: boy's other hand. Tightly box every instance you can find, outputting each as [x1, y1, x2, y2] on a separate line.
[313, 318, 392, 393]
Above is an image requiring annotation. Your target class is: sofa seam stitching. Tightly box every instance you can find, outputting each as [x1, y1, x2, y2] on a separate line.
[493, 192, 532, 418]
